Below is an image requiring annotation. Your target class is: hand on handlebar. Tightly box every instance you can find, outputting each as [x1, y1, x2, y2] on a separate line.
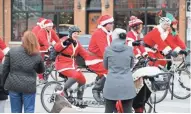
[179, 50, 187, 56]
[132, 40, 141, 46]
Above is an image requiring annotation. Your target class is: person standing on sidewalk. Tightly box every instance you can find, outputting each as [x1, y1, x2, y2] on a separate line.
[103, 28, 136, 113]
[2, 31, 45, 113]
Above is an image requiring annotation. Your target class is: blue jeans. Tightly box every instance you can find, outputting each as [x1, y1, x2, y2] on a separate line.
[9, 91, 36, 113]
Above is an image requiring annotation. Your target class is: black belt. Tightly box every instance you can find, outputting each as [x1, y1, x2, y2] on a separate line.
[60, 53, 76, 59]
[144, 43, 157, 51]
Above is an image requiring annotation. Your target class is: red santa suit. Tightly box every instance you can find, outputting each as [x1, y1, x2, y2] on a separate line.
[126, 30, 147, 58]
[36, 19, 60, 80]
[169, 34, 186, 50]
[143, 25, 173, 67]
[0, 38, 10, 63]
[55, 37, 90, 84]
[88, 15, 114, 76]
[165, 33, 183, 52]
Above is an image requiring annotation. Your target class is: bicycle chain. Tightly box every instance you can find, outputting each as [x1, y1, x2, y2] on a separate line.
[67, 97, 104, 107]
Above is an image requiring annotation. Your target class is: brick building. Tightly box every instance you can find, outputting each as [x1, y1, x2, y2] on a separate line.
[0, 0, 189, 47]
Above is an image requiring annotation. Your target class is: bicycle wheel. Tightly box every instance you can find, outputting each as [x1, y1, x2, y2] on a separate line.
[40, 81, 62, 112]
[149, 89, 168, 104]
[169, 68, 191, 99]
[144, 101, 152, 113]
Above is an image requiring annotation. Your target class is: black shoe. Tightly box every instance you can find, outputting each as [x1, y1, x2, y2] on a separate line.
[74, 99, 88, 108]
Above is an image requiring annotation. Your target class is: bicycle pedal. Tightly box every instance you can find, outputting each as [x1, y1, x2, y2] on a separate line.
[75, 104, 88, 108]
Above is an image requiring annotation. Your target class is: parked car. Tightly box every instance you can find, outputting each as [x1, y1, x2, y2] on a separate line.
[58, 24, 73, 38]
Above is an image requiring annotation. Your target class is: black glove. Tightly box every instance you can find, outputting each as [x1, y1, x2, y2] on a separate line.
[137, 56, 145, 63]
[132, 40, 141, 46]
[179, 50, 187, 56]
[166, 51, 178, 59]
[165, 51, 172, 59]
[62, 38, 72, 46]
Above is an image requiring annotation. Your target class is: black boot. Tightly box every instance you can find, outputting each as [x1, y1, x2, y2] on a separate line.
[76, 83, 88, 108]
[92, 76, 106, 102]
[64, 78, 77, 98]
[77, 83, 85, 100]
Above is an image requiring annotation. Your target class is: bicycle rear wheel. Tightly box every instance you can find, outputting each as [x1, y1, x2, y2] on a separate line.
[169, 68, 191, 99]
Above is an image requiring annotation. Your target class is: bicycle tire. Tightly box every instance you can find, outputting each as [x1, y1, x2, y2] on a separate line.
[149, 89, 168, 104]
[41, 81, 62, 113]
[145, 101, 152, 113]
[169, 68, 191, 99]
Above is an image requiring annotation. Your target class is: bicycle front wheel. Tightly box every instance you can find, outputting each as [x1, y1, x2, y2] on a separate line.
[40, 81, 62, 112]
[169, 68, 191, 99]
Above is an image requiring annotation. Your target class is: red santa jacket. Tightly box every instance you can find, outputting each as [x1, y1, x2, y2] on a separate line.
[37, 29, 60, 52]
[126, 30, 147, 58]
[88, 28, 112, 59]
[54, 37, 102, 72]
[31, 25, 41, 37]
[143, 25, 172, 55]
[0, 38, 10, 62]
[164, 34, 182, 52]
[168, 34, 186, 50]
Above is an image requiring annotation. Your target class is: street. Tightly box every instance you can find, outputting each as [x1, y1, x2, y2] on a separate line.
[4, 72, 191, 113]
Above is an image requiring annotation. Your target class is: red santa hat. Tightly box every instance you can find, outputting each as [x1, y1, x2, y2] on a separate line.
[129, 16, 143, 27]
[98, 15, 114, 27]
[44, 19, 53, 28]
[37, 17, 46, 26]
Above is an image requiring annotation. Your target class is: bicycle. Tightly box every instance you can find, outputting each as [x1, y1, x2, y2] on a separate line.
[149, 52, 191, 104]
[40, 56, 154, 113]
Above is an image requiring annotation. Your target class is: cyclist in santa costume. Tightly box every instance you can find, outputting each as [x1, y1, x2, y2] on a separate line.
[36, 19, 60, 82]
[88, 15, 114, 102]
[126, 16, 148, 59]
[143, 17, 176, 67]
[54, 26, 92, 102]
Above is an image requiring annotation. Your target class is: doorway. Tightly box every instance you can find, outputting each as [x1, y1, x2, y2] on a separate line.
[86, 0, 101, 34]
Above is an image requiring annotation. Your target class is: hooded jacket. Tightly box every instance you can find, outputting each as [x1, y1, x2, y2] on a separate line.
[103, 32, 136, 100]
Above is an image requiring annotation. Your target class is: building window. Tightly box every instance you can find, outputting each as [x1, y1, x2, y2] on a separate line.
[114, 0, 179, 35]
[11, 0, 74, 41]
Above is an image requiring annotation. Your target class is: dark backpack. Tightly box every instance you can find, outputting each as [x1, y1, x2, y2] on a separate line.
[48, 46, 68, 61]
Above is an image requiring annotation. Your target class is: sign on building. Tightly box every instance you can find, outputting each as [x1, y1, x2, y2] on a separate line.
[187, 0, 191, 17]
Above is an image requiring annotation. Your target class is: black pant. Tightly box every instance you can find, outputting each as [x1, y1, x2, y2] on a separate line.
[133, 84, 151, 109]
[105, 99, 133, 113]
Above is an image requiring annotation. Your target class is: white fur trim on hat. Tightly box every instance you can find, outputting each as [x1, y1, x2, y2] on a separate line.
[44, 23, 53, 28]
[100, 17, 114, 26]
[162, 46, 172, 55]
[37, 19, 47, 28]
